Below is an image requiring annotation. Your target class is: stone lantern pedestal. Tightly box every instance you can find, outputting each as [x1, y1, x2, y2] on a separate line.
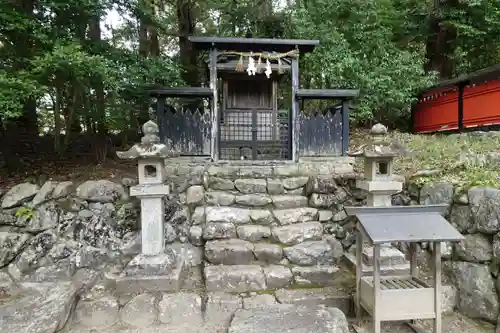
[345, 124, 410, 275]
[113, 120, 184, 292]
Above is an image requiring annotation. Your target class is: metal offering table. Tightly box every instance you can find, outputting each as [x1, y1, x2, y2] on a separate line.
[345, 205, 464, 333]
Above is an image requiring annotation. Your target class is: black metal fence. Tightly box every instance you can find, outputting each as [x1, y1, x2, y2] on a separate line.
[218, 109, 291, 160]
[298, 105, 344, 156]
[155, 100, 345, 159]
[158, 105, 211, 156]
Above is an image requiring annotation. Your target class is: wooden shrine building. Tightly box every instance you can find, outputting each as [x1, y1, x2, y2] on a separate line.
[149, 36, 359, 161]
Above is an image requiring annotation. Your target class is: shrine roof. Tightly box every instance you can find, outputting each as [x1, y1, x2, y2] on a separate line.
[345, 205, 464, 244]
[189, 36, 320, 53]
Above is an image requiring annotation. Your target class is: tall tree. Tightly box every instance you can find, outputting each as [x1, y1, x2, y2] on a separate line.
[176, 0, 200, 88]
[425, 0, 458, 79]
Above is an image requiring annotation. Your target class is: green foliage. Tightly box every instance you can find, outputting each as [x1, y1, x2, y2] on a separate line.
[291, 0, 437, 121]
[1, 0, 500, 141]
[361, 130, 500, 189]
[0, 70, 40, 120]
[445, 0, 500, 74]
[15, 206, 35, 220]
[32, 42, 108, 82]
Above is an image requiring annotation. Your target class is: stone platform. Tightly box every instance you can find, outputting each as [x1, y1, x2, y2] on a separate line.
[62, 287, 353, 333]
[0, 258, 462, 333]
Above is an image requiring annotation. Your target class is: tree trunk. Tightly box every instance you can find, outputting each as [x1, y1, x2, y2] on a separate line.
[14, 0, 39, 137]
[54, 87, 62, 154]
[89, 13, 107, 135]
[2, 0, 39, 173]
[149, 3, 160, 60]
[425, 0, 457, 79]
[138, 2, 149, 58]
[0, 118, 21, 174]
[176, 0, 200, 87]
[176, 0, 202, 112]
[136, 1, 152, 131]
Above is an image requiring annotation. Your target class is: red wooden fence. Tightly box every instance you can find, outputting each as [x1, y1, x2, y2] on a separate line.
[413, 80, 500, 133]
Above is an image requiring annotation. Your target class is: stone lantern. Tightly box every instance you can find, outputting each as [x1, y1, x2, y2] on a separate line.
[117, 120, 179, 259]
[357, 123, 405, 206]
[346, 123, 410, 275]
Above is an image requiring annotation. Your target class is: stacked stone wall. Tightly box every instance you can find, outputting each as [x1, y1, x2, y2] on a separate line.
[405, 182, 500, 325]
[3, 157, 500, 330]
[165, 161, 361, 292]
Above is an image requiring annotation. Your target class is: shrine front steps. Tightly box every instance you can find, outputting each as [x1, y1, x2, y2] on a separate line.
[202, 263, 355, 316]
[202, 236, 347, 290]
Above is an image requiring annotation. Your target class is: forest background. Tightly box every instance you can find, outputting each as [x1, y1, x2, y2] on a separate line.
[1, 0, 498, 175]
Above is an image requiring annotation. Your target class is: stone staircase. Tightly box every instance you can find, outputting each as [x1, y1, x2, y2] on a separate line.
[193, 160, 355, 293]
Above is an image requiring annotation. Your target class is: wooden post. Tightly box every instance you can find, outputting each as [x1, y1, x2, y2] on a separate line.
[409, 242, 418, 326]
[251, 109, 258, 160]
[457, 84, 464, 132]
[355, 227, 363, 323]
[291, 56, 300, 162]
[209, 48, 219, 161]
[373, 244, 381, 333]
[409, 243, 418, 277]
[410, 102, 416, 134]
[341, 99, 349, 155]
[433, 242, 442, 333]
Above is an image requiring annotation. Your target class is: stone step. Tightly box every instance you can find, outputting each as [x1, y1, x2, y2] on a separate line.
[204, 192, 309, 208]
[362, 246, 408, 267]
[204, 238, 343, 267]
[343, 252, 410, 276]
[229, 304, 350, 333]
[42, 286, 459, 333]
[203, 158, 355, 179]
[196, 206, 321, 230]
[205, 221, 323, 246]
[203, 172, 353, 195]
[203, 263, 346, 293]
[205, 239, 257, 265]
[67, 289, 354, 333]
[205, 177, 309, 195]
[271, 222, 324, 245]
[204, 264, 270, 292]
[275, 287, 352, 316]
[291, 265, 343, 287]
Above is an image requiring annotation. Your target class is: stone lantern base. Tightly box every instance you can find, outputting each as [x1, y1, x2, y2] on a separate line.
[124, 251, 177, 277]
[108, 250, 188, 294]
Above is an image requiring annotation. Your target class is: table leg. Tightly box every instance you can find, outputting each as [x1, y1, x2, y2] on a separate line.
[409, 243, 418, 325]
[409, 243, 418, 277]
[373, 244, 381, 333]
[433, 242, 442, 333]
[356, 228, 363, 323]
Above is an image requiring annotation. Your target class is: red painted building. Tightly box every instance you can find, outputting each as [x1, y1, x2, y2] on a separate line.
[412, 65, 500, 133]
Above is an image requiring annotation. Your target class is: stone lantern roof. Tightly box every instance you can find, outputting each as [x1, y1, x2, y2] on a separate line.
[116, 120, 180, 160]
[348, 123, 410, 158]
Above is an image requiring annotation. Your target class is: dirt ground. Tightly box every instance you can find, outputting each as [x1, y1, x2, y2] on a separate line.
[349, 312, 495, 333]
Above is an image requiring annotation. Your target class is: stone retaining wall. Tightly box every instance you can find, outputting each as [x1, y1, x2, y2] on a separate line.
[407, 182, 500, 326]
[1, 159, 500, 330]
[0, 179, 137, 284]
